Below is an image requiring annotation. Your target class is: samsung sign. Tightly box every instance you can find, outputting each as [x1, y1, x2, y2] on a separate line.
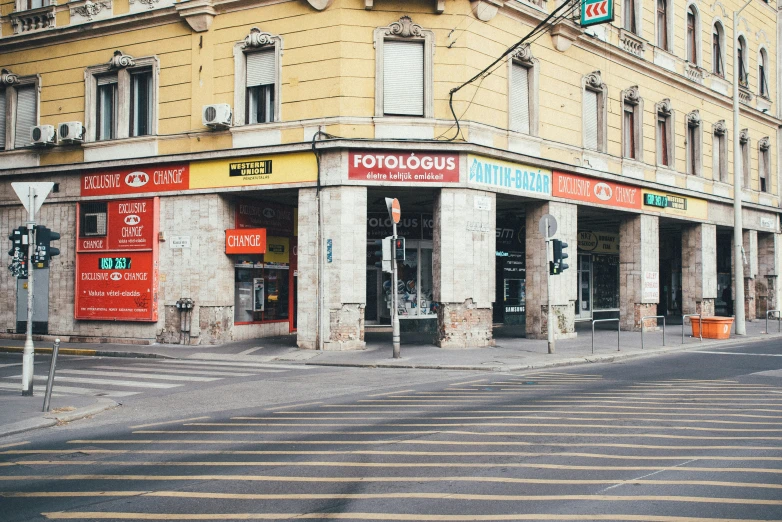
[468, 154, 551, 196]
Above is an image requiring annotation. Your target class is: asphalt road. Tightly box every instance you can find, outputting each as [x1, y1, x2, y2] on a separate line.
[1, 338, 781, 521]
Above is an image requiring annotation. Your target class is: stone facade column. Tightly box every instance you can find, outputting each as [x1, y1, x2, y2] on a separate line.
[525, 201, 577, 340]
[757, 232, 778, 318]
[433, 188, 495, 348]
[682, 223, 717, 317]
[297, 186, 367, 350]
[619, 214, 659, 331]
[743, 230, 758, 321]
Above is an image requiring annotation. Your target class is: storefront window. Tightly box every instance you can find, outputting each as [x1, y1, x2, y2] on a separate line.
[234, 255, 290, 323]
[371, 240, 434, 322]
[592, 254, 619, 310]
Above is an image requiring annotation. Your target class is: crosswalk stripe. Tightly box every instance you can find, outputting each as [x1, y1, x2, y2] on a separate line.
[57, 370, 219, 382]
[3, 375, 181, 389]
[94, 365, 256, 377]
[0, 382, 138, 397]
[170, 359, 307, 370]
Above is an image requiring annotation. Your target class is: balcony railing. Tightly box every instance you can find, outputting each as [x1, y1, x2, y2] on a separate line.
[9, 1, 56, 34]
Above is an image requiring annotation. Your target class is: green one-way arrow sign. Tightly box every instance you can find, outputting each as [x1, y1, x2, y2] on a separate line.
[581, 0, 613, 27]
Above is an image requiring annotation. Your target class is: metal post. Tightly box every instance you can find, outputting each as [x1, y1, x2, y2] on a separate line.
[682, 313, 703, 344]
[766, 310, 781, 334]
[640, 315, 666, 350]
[591, 318, 620, 354]
[22, 187, 36, 396]
[732, 0, 753, 336]
[546, 239, 555, 354]
[42, 339, 60, 413]
[392, 223, 400, 359]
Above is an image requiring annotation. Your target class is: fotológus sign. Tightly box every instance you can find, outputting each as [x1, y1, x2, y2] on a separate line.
[348, 151, 460, 183]
[226, 228, 267, 254]
[553, 171, 640, 210]
[81, 164, 189, 197]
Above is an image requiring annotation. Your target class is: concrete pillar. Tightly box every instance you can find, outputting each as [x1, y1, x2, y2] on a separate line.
[619, 214, 659, 331]
[682, 223, 717, 317]
[433, 188, 495, 348]
[743, 230, 758, 321]
[525, 201, 577, 340]
[297, 186, 367, 350]
[757, 232, 776, 318]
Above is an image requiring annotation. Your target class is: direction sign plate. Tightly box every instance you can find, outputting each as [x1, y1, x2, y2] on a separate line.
[581, 0, 613, 27]
[538, 214, 557, 239]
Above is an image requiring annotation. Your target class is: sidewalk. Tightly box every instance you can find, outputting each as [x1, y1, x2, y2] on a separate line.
[1, 317, 780, 439]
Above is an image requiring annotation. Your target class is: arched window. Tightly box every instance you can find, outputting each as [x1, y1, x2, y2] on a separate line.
[737, 36, 748, 86]
[759, 48, 769, 97]
[712, 22, 725, 77]
[686, 6, 699, 64]
[656, 0, 673, 51]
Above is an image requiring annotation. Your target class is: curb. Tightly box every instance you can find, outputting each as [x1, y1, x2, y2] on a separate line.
[0, 346, 173, 359]
[0, 398, 118, 439]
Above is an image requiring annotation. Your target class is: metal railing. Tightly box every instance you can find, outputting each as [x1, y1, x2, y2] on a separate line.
[766, 310, 781, 334]
[682, 314, 703, 344]
[640, 315, 666, 350]
[592, 318, 620, 354]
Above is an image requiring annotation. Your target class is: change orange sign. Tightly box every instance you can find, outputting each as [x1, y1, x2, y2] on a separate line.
[226, 228, 267, 254]
[553, 171, 641, 210]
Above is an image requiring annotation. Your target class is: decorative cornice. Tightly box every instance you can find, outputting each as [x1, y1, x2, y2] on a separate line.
[623, 85, 641, 105]
[175, 0, 216, 32]
[384, 16, 423, 38]
[512, 44, 533, 64]
[585, 70, 604, 90]
[0, 69, 19, 87]
[686, 110, 701, 128]
[129, 0, 160, 9]
[758, 136, 770, 151]
[713, 120, 727, 136]
[70, 0, 111, 21]
[656, 98, 672, 116]
[108, 50, 135, 69]
[243, 27, 276, 49]
[740, 128, 750, 144]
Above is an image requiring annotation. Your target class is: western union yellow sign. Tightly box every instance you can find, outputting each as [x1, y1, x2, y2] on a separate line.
[189, 152, 317, 189]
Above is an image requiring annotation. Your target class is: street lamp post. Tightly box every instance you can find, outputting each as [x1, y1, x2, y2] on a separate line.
[732, 0, 753, 335]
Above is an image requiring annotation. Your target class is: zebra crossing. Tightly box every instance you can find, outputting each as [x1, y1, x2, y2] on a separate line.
[0, 358, 310, 399]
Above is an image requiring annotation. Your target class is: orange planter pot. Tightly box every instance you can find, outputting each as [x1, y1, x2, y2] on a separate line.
[690, 317, 734, 339]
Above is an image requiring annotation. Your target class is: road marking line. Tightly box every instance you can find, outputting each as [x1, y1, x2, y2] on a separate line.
[129, 417, 211, 429]
[449, 379, 487, 386]
[0, 382, 138, 397]
[317, 404, 782, 411]
[125, 362, 286, 374]
[263, 401, 323, 411]
[175, 359, 308, 370]
[267, 409, 782, 418]
[0, 441, 29, 449]
[601, 459, 698, 492]
[693, 351, 782, 357]
[237, 347, 264, 355]
[93, 365, 257, 378]
[367, 390, 415, 397]
[57, 370, 219, 382]
[228, 415, 782, 425]
[5, 375, 182, 389]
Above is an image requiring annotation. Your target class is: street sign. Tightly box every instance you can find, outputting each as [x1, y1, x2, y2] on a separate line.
[385, 197, 401, 224]
[581, 0, 613, 27]
[12, 182, 54, 217]
[538, 214, 557, 239]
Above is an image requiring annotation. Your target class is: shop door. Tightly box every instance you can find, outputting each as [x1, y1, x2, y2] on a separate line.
[576, 253, 592, 319]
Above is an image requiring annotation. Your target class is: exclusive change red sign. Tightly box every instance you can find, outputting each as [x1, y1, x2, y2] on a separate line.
[75, 197, 159, 322]
[348, 151, 459, 183]
[81, 164, 189, 197]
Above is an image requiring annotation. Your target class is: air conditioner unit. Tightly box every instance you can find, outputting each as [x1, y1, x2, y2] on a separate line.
[30, 125, 56, 147]
[58, 121, 85, 144]
[202, 104, 232, 129]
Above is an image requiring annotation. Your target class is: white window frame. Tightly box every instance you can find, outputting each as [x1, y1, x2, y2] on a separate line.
[233, 27, 283, 127]
[507, 45, 539, 136]
[621, 86, 643, 160]
[758, 137, 770, 192]
[758, 46, 770, 98]
[712, 22, 726, 77]
[622, 0, 642, 36]
[0, 69, 40, 151]
[685, 110, 702, 176]
[655, 99, 674, 168]
[712, 120, 728, 183]
[583, 71, 607, 153]
[655, 0, 673, 52]
[684, 3, 701, 66]
[85, 51, 159, 143]
[374, 16, 434, 118]
[737, 34, 749, 87]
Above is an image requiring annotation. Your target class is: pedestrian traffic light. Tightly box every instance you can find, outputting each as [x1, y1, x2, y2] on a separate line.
[373, 237, 393, 273]
[32, 226, 60, 267]
[393, 237, 405, 261]
[552, 239, 569, 272]
[7, 226, 29, 278]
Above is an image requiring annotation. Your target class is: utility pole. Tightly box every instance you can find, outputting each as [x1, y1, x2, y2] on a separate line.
[732, 0, 753, 335]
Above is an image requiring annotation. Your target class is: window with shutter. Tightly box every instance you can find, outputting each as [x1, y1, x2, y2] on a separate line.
[245, 50, 276, 124]
[658, 117, 668, 166]
[584, 89, 598, 151]
[14, 85, 36, 149]
[130, 69, 152, 137]
[0, 90, 6, 150]
[510, 63, 530, 134]
[383, 40, 424, 116]
[96, 76, 118, 141]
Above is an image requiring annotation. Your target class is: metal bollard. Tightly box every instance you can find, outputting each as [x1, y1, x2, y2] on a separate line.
[682, 314, 702, 344]
[42, 338, 61, 413]
[640, 315, 666, 350]
[591, 318, 620, 354]
[766, 310, 781, 334]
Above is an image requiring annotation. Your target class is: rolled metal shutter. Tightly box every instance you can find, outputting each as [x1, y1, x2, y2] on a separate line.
[97, 75, 118, 86]
[246, 50, 275, 87]
[14, 86, 36, 149]
[383, 40, 424, 116]
[510, 63, 530, 134]
[584, 89, 598, 150]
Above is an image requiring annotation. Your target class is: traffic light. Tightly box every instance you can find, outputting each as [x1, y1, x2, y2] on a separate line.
[7, 226, 30, 278]
[550, 239, 570, 275]
[32, 226, 60, 267]
[393, 237, 405, 261]
[373, 237, 393, 273]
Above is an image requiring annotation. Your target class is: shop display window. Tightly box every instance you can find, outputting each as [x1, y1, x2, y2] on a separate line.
[234, 255, 289, 324]
[591, 254, 619, 310]
[371, 240, 434, 322]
